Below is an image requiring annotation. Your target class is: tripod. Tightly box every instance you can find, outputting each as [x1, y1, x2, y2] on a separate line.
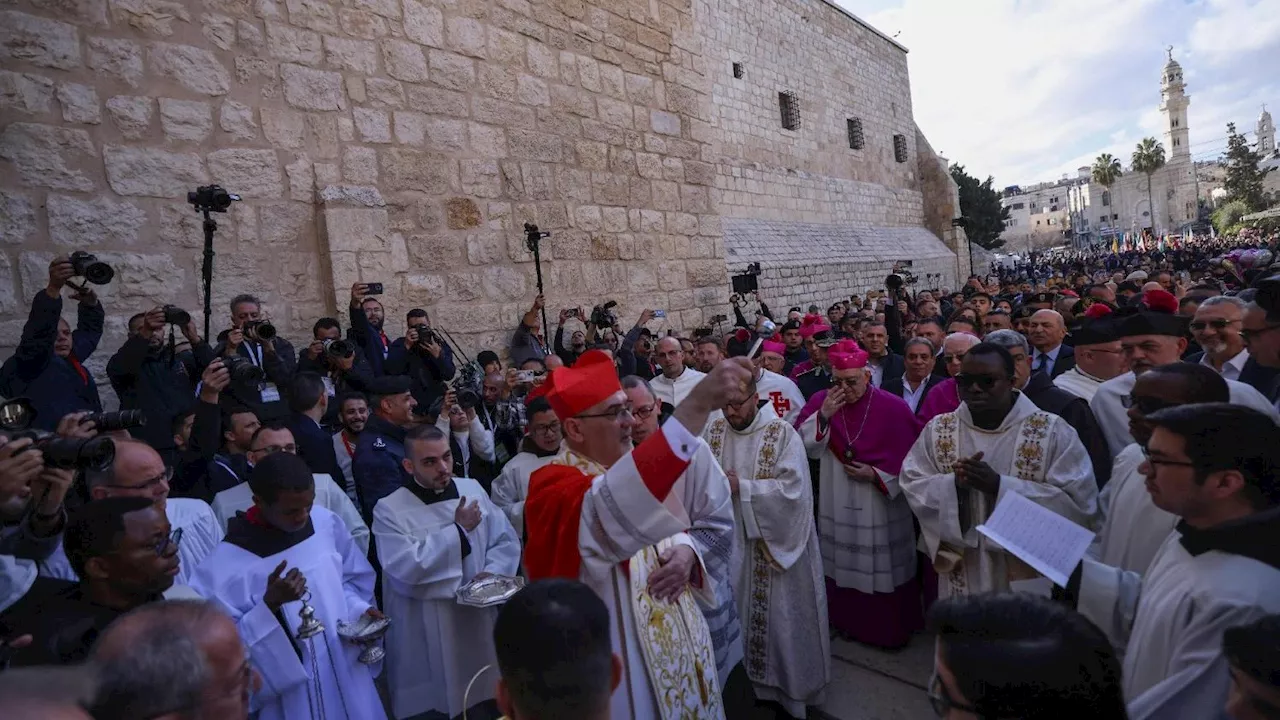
[524, 223, 552, 354]
[188, 185, 241, 340]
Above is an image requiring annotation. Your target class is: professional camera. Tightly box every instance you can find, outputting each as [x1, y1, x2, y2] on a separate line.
[242, 320, 276, 341]
[709, 314, 729, 325]
[81, 410, 146, 433]
[456, 388, 480, 410]
[163, 305, 191, 326]
[324, 338, 354, 359]
[222, 355, 265, 385]
[730, 262, 762, 295]
[70, 251, 115, 285]
[591, 301, 618, 328]
[11, 430, 115, 472]
[187, 185, 240, 213]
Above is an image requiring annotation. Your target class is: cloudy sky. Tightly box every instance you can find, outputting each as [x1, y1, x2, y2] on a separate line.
[833, 0, 1280, 189]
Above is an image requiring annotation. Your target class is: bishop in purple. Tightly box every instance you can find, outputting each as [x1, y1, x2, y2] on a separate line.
[797, 340, 925, 648]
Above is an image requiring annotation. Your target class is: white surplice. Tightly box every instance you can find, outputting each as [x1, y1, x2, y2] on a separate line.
[901, 393, 1099, 597]
[490, 449, 558, 536]
[38, 498, 223, 586]
[1091, 371, 1280, 458]
[756, 369, 806, 425]
[1089, 443, 1177, 573]
[1053, 365, 1106, 402]
[212, 473, 370, 554]
[372, 478, 521, 719]
[1077, 517, 1280, 719]
[190, 506, 385, 720]
[550, 418, 724, 720]
[705, 404, 829, 718]
[650, 366, 706, 408]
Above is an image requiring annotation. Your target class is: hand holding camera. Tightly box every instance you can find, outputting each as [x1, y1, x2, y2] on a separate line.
[46, 256, 75, 296]
[200, 359, 231, 402]
[0, 437, 44, 499]
[224, 327, 245, 354]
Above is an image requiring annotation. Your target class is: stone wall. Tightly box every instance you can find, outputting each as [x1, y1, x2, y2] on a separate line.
[0, 0, 733, 408]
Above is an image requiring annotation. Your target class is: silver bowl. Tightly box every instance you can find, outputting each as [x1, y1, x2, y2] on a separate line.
[337, 614, 391, 642]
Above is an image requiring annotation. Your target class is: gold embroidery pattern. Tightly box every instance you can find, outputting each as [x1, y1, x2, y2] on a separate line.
[754, 421, 784, 481]
[1013, 413, 1051, 483]
[746, 541, 772, 682]
[706, 418, 726, 461]
[630, 541, 725, 720]
[931, 413, 968, 595]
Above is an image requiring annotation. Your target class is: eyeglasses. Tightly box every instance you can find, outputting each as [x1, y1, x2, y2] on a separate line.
[1121, 395, 1177, 415]
[1240, 324, 1280, 344]
[1139, 445, 1197, 470]
[954, 373, 999, 390]
[927, 671, 979, 717]
[831, 378, 864, 389]
[117, 526, 183, 559]
[1189, 319, 1240, 332]
[530, 421, 562, 435]
[942, 353, 967, 364]
[632, 403, 657, 421]
[250, 443, 298, 455]
[576, 405, 634, 422]
[100, 466, 174, 492]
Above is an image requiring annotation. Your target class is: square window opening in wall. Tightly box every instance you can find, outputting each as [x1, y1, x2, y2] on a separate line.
[893, 133, 908, 163]
[847, 118, 864, 149]
[732, 62, 744, 79]
[779, 91, 800, 131]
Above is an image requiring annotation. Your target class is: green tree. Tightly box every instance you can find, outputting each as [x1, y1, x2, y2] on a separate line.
[1221, 122, 1274, 211]
[1132, 137, 1166, 231]
[1091, 152, 1123, 227]
[950, 163, 1009, 250]
[1211, 199, 1250, 234]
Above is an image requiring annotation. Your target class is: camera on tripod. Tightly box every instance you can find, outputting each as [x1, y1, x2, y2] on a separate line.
[188, 185, 241, 213]
[730, 262, 762, 295]
[70, 251, 114, 285]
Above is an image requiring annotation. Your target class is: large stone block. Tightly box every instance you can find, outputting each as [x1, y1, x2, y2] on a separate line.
[403, 273, 448, 306]
[443, 273, 484, 303]
[207, 149, 282, 199]
[446, 16, 487, 58]
[466, 231, 504, 265]
[509, 130, 561, 162]
[47, 194, 146, 246]
[0, 72, 55, 115]
[402, 0, 443, 48]
[405, 233, 463, 268]
[339, 8, 388, 40]
[381, 39, 429, 82]
[149, 43, 230, 96]
[0, 123, 96, 192]
[482, 265, 528, 301]
[428, 50, 476, 92]
[354, 108, 391, 143]
[260, 202, 314, 246]
[281, 63, 345, 111]
[446, 198, 482, 229]
[366, 78, 405, 108]
[318, 184, 385, 207]
[285, 155, 314, 201]
[342, 146, 378, 184]
[380, 148, 457, 194]
[103, 145, 207, 198]
[200, 12, 235, 51]
[0, 12, 81, 69]
[219, 101, 258, 140]
[461, 159, 502, 198]
[0, 253, 17, 314]
[285, 0, 339, 33]
[0, 191, 38, 245]
[159, 98, 212, 142]
[266, 21, 322, 65]
[57, 83, 101, 124]
[323, 207, 389, 253]
[686, 259, 726, 288]
[323, 36, 378, 74]
[108, 0, 190, 36]
[105, 95, 152, 139]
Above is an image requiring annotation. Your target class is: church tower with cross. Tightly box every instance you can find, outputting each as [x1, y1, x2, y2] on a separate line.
[1160, 46, 1191, 161]
[1259, 104, 1276, 156]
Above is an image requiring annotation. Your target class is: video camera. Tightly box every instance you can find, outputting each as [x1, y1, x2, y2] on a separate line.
[591, 301, 618, 329]
[730, 262, 762, 296]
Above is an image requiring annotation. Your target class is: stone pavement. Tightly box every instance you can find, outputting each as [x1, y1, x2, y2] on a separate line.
[817, 632, 935, 720]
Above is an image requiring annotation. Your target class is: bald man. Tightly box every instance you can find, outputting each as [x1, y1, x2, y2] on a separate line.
[650, 336, 706, 408]
[1026, 309, 1075, 378]
[91, 599, 256, 720]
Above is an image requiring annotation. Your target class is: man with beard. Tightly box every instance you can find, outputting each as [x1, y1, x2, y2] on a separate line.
[491, 397, 562, 537]
[694, 336, 726, 373]
[624, 375, 747, 714]
[347, 283, 393, 377]
[477, 372, 524, 466]
[108, 307, 215, 462]
[651, 336, 706, 408]
[6, 497, 181, 667]
[373, 425, 520, 719]
[554, 308, 589, 366]
[0, 257, 104, 429]
[1090, 363, 1229, 574]
[796, 340, 922, 649]
[1055, 312, 1128, 403]
[1190, 296, 1280, 395]
[193, 453, 385, 720]
[707, 376, 828, 717]
[985, 330, 1112, 489]
[353, 376, 418, 520]
[1091, 290, 1277, 458]
[387, 307, 456, 413]
[523, 353, 752, 719]
[780, 320, 809, 375]
[332, 391, 369, 504]
[902, 343, 1097, 599]
[1065, 405, 1280, 719]
[883, 337, 946, 413]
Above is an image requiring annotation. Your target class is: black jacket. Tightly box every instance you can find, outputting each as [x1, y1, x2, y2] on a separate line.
[385, 340, 456, 413]
[291, 413, 345, 483]
[107, 337, 215, 454]
[296, 346, 376, 426]
[170, 397, 224, 501]
[870, 352, 906, 387]
[347, 301, 392, 377]
[882, 374, 947, 408]
[1186, 350, 1280, 399]
[1021, 373, 1112, 488]
[1033, 345, 1076, 379]
[0, 292, 103, 429]
[211, 336, 297, 423]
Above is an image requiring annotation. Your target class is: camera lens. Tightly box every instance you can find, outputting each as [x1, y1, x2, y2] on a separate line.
[456, 388, 480, 410]
[27, 433, 116, 471]
[326, 339, 353, 358]
[70, 252, 115, 285]
[163, 305, 191, 326]
[223, 356, 265, 385]
[83, 410, 147, 433]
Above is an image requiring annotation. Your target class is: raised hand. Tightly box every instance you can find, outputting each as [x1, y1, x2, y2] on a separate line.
[454, 499, 482, 532]
[264, 560, 308, 611]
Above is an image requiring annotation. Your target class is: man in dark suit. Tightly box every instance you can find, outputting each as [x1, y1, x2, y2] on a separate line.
[860, 321, 905, 388]
[1026, 309, 1075, 378]
[881, 337, 946, 413]
[287, 372, 346, 483]
[212, 294, 296, 423]
[987, 330, 1111, 487]
[1188, 295, 1280, 398]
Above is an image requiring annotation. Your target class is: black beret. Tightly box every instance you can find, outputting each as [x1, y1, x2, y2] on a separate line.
[1027, 292, 1056, 305]
[1068, 318, 1119, 346]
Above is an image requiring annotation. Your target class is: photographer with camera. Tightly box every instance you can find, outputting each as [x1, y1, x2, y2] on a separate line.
[168, 360, 232, 501]
[385, 306, 456, 414]
[106, 307, 214, 463]
[554, 307, 589, 366]
[510, 294, 549, 367]
[347, 283, 392, 377]
[213, 294, 296, 424]
[0, 257, 105, 431]
[0, 411, 93, 564]
[434, 386, 497, 494]
[298, 317, 374, 422]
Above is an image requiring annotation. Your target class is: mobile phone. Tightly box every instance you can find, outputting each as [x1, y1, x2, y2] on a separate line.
[653, 310, 666, 318]
[516, 370, 542, 383]
[565, 308, 579, 318]
[365, 282, 384, 295]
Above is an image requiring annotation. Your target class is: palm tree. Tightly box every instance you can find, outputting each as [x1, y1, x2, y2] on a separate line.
[1091, 153, 1123, 231]
[1132, 137, 1167, 232]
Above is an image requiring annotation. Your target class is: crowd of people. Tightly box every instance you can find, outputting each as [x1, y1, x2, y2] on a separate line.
[2, 234, 1280, 720]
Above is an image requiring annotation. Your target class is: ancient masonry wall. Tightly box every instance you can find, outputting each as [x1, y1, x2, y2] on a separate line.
[0, 0, 733, 406]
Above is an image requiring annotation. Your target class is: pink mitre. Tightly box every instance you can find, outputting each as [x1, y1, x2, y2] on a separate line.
[760, 340, 786, 357]
[827, 339, 869, 370]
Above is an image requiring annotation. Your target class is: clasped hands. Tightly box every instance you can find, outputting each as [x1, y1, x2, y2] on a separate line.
[954, 451, 1000, 494]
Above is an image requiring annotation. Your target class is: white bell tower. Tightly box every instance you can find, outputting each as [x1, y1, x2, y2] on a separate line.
[1160, 47, 1191, 161]
[1259, 104, 1276, 156]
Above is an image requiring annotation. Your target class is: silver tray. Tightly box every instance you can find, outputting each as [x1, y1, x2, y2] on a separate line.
[456, 575, 525, 607]
[336, 614, 391, 642]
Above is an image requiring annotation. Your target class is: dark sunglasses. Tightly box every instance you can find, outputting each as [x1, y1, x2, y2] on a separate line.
[954, 373, 999, 390]
[1188, 318, 1239, 332]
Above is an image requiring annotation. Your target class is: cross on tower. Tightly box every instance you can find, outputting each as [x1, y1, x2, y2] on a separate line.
[1166, 45, 1174, 60]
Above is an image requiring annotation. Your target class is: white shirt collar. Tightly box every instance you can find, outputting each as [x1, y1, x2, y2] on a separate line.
[1200, 347, 1250, 380]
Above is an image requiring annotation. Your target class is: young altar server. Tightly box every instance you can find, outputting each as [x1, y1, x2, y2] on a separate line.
[373, 424, 521, 719]
[190, 452, 385, 720]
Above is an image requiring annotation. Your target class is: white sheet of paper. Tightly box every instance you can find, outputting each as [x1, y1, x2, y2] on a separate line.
[976, 492, 1096, 587]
